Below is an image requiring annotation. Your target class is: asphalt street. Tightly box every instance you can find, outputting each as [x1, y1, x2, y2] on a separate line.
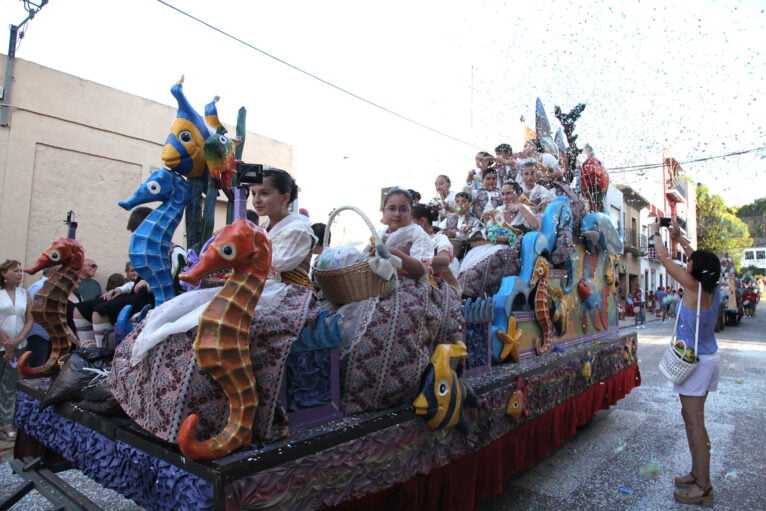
[1, 313, 764, 510]
[476, 312, 766, 511]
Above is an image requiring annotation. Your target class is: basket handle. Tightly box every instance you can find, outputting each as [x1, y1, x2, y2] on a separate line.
[323, 205, 383, 248]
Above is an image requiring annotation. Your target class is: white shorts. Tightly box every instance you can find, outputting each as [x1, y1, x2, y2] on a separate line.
[673, 353, 720, 396]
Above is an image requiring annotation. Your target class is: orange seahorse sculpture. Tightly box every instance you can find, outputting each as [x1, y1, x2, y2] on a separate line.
[20, 238, 85, 376]
[530, 257, 553, 355]
[175, 219, 272, 460]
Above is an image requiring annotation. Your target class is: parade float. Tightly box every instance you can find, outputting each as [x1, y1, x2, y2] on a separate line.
[7, 84, 640, 511]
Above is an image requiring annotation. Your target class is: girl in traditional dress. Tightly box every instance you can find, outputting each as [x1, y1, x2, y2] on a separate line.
[110, 169, 320, 443]
[433, 174, 457, 222]
[440, 192, 481, 241]
[0, 259, 33, 440]
[338, 189, 458, 414]
[413, 204, 460, 293]
[467, 168, 502, 219]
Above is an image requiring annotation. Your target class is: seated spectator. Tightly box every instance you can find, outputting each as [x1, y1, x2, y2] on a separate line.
[73, 262, 153, 348]
[75, 258, 102, 301]
[105, 273, 127, 292]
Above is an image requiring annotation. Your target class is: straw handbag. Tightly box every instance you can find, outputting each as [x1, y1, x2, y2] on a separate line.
[313, 205, 393, 305]
[659, 283, 702, 384]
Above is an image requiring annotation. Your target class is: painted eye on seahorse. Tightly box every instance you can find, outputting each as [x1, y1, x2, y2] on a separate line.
[179, 130, 192, 143]
[48, 250, 61, 261]
[218, 243, 236, 261]
[147, 181, 161, 195]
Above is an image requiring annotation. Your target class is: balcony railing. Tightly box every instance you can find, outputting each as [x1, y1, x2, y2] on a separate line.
[623, 228, 646, 256]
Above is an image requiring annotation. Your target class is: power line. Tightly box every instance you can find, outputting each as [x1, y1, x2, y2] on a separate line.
[607, 146, 766, 173]
[154, 0, 483, 150]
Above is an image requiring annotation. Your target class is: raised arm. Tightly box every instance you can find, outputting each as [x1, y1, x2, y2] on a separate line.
[669, 216, 694, 258]
[649, 219, 697, 290]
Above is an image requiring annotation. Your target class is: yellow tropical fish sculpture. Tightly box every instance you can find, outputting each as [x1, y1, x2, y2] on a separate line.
[413, 341, 478, 433]
[581, 351, 594, 383]
[161, 77, 214, 179]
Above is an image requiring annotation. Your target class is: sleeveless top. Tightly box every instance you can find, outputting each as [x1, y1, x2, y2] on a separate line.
[0, 287, 28, 350]
[676, 286, 720, 355]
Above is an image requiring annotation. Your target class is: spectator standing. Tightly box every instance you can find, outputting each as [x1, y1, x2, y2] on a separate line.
[75, 258, 102, 301]
[650, 217, 722, 507]
[632, 287, 645, 328]
[0, 259, 34, 440]
[655, 286, 667, 320]
[742, 286, 758, 317]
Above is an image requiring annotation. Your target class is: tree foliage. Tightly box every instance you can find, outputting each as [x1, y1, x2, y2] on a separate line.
[696, 184, 752, 256]
[734, 197, 766, 240]
[735, 198, 766, 217]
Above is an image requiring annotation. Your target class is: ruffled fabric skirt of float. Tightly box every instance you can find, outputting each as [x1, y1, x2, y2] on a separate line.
[109, 284, 319, 444]
[337, 276, 462, 415]
[457, 240, 522, 298]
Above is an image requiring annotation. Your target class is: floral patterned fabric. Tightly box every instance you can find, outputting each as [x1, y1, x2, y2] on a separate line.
[458, 238, 522, 298]
[338, 275, 456, 415]
[109, 285, 318, 443]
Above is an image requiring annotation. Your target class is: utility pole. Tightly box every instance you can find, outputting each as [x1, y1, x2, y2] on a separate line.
[1, 0, 48, 126]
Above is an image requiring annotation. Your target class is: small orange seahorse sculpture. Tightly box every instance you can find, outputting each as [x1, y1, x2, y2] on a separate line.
[530, 257, 553, 355]
[176, 219, 272, 460]
[20, 238, 85, 377]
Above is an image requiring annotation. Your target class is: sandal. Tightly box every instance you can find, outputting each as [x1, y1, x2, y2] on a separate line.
[674, 482, 714, 508]
[674, 472, 697, 489]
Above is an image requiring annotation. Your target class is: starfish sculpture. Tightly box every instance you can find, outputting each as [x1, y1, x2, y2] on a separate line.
[497, 316, 523, 362]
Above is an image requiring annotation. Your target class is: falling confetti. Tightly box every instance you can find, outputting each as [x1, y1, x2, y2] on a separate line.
[640, 462, 661, 478]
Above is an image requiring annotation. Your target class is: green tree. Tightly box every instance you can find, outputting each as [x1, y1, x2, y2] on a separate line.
[734, 197, 766, 240]
[696, 184, 752, 258]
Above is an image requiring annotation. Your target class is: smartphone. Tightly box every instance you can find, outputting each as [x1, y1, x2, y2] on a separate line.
[659, 217, 672, 228]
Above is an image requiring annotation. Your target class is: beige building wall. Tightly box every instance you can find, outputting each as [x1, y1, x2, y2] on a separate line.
[0, 56, 294, 288]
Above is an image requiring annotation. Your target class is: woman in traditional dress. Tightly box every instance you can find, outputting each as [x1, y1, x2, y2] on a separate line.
[458, 182, 541, 298]
[337, 189, 458, 414]
[110, 169, 319, 443]
[0, 259, 33, 440]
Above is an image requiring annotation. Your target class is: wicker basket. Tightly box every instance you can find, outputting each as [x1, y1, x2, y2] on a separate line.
[658, 341, 697, 383]
[658, 283, 701, 384]
[313, 205, 391, 305]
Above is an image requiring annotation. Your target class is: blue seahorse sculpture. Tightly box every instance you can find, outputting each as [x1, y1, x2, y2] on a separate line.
[119, 167, 192, 306]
